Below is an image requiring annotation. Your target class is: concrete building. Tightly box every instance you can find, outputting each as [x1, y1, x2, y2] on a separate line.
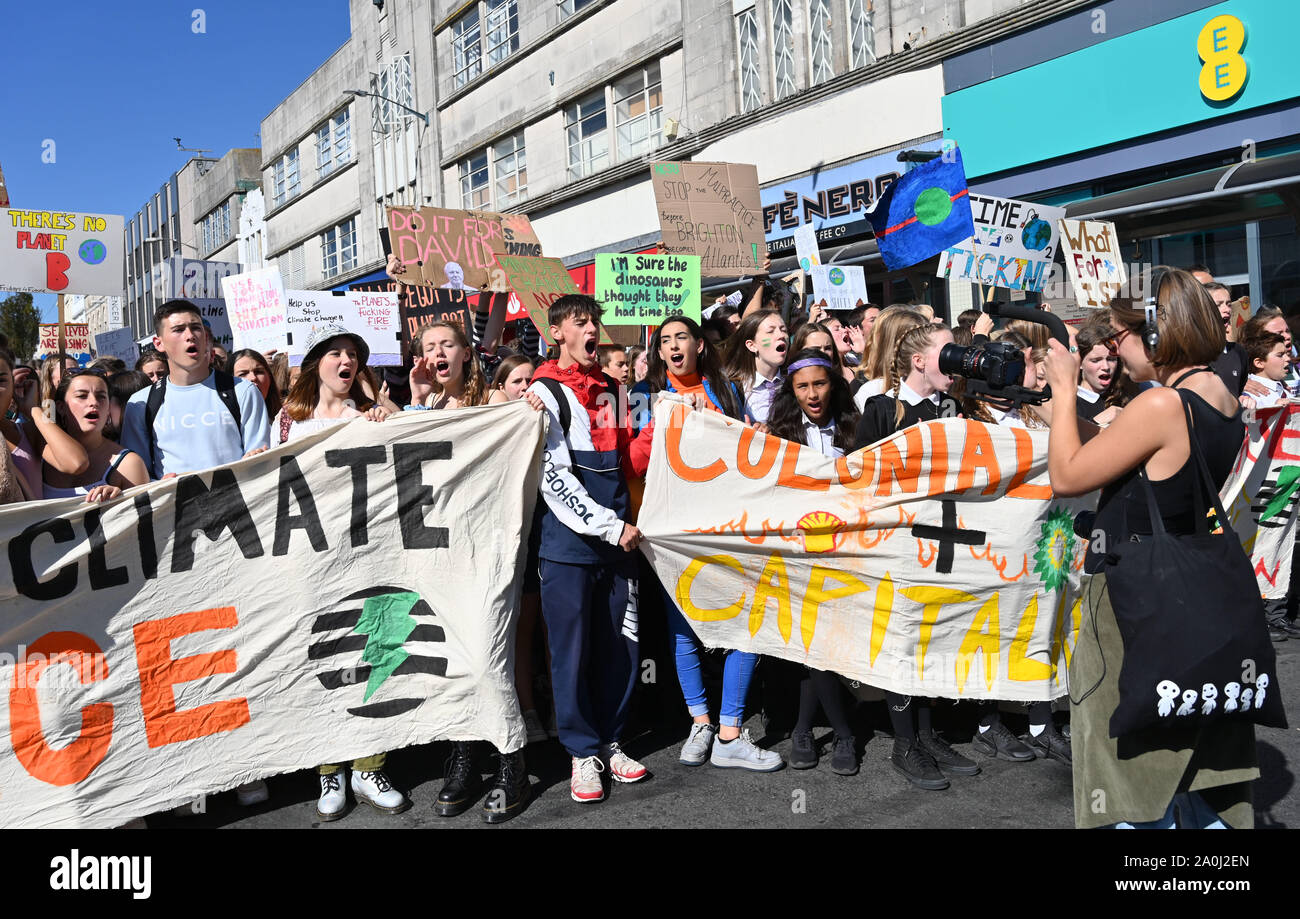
[191, 147, 263, 265]
[123, 156, 213, 337]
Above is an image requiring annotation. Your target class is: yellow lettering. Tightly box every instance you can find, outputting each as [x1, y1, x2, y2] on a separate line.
[799, 565, 870, 652]
[676, 554, 746, 622]
[749, 551, 792, 641]
[868, 572, 893, 666]
[955, 595, 1000, 693]
[900, 586, 978, 680]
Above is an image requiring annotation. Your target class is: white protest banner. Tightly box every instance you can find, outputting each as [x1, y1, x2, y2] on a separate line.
[1221, 403, 1300, 599]
[94, 327, 140, 364]
[221, 267, 289, 354]
[1058, 218, 1126, 309]
[638, 400, 1092, 701]
[285, 289, 403, 366]
[936, 195, 1065, 293]
[37, 323, 90, 362]
[793, 222, 821, 272]
[0, 403, 544, 828]
[161, 256, 240, 350]
[1, 207, 125, 297]
[810, 265, 868, 310]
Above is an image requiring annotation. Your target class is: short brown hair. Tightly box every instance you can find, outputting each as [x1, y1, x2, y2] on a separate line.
[1242, 329, 1286, 368]
[1110, 266, 1222, 367]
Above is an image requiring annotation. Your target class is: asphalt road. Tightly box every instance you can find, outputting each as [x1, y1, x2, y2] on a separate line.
[149, 639, 1299, 831]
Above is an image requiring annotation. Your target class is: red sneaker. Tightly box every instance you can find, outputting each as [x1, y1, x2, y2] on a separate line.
[602, 742, 648, 783]
[570, 755, 606, 802]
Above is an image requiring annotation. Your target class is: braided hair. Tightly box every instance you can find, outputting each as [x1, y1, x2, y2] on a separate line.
[885, 321, 943, 429]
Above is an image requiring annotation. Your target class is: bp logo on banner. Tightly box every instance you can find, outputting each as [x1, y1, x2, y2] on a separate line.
[310, 585, 449, 718]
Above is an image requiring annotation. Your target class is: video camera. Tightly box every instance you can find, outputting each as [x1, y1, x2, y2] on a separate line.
[938, 302, 1071, 408]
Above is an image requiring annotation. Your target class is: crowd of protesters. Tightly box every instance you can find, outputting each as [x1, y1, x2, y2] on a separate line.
[0, 254, 1289, 830]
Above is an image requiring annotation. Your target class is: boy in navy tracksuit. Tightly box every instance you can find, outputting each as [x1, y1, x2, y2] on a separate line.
[527, 295, 647, 803]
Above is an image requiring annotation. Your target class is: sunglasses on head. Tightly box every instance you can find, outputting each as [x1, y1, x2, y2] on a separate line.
[1101, 328, 1131, 355]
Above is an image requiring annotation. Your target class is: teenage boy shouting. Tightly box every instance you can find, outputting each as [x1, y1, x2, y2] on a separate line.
[526, 295, 647, 803]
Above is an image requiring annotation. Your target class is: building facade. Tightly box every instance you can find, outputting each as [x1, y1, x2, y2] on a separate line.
[191, 147, 264, 266]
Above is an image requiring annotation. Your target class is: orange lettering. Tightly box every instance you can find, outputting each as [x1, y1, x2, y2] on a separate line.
[776, 441, 832, 491]
[134, 606, 250, 748]
[835, 450, 876, 490]
[927, 422, 949, 493]
[874, 427, 924, 496]
[1005, 427, 1052, 499]
[955, 422, 1001, 496]
[736, 425, 781, 479]
[664, 404, 725, 482]
[10, 632, 112, 786]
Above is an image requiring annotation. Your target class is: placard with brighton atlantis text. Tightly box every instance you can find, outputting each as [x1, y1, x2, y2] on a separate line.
[1, 207, 125, 297]
[651, 162, 767, 277]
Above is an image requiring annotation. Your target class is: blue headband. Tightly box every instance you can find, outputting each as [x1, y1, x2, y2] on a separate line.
[787, 357, 833, 374]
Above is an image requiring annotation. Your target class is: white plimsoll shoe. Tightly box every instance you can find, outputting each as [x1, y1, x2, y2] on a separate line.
[570, 755, 606, 803]
[709, 728, 786, 772]
[351, 770, 411, 815]
[317, 772, 347, 821]
[679, 721, 718, 766]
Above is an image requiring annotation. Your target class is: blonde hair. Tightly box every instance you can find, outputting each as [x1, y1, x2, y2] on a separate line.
[885, 322, 942, 428]
[864, 307, 927, 382]
[414, 321, 489, 407]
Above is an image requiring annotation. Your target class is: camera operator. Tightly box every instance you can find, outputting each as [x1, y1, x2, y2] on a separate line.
[1042, 266, 1255, 829]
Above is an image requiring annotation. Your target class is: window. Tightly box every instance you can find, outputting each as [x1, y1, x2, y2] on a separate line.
[452, 8, 482, 87]
[848, 0, 876, 69]
[321, 218, 358, 279]
[493, 132, 527, 208]
[614, 62, 663, 161]
[485, 0, 519, 67]
[373, 54, 414, 133]
[201, 201, 232, 254]
[272, 149, 300, 208]
[808, 0, 833, 85]
[558, 0, 596, 17]
[316, 109, 352, 179]
[771, 0, 796, 100]
[459, 151, 490, 209]
[737, 7, 762, 113]
[566, 91, 609, 181]
[280, 244, 306, 289]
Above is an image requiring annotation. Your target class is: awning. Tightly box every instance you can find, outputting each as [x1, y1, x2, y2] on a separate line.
[1063, 150, 1300, 237]
[702, 237, 883, 294]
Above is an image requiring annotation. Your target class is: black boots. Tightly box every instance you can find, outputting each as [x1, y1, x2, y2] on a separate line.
[482, 749, 531, 824]
[434, 741, 531, 824]
[434, 741, 484, 817]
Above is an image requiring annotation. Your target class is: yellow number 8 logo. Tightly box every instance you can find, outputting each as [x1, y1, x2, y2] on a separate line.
[1198, 14, 1246, 102]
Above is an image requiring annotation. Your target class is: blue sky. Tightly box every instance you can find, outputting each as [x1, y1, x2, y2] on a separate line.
[1, 1, 352, 321]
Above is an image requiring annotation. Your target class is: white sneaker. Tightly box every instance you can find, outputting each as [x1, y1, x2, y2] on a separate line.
[351, 770, 411, 815]
[602, 741, 648, 783]
[679, 721, 718, 766]
[709, 728, 786, 772]
[317, 772, 347, 821]
[236, 779, 269, 806]
[570, 755, 606, 803]
[523, 709, 548, 745]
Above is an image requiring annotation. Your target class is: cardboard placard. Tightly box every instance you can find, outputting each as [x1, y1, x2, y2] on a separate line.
[935, 195, 1066, 293]
[385, 207, 543, 291]
[595, 253, 701, 325]
[94, 327, 140, 364]
[1058, 219, 1126, 309]
[1, 207, 125, 297]
[350, 280, 474, 348]
[221, 267, 289, 354]
[810, 265, 868, 310]
[651, 161, 767, 277]
[158, 255, 240, 350]
[38, 323, 90, 361]
[494, 254, 611, 345]
[284, 289, 403, 366]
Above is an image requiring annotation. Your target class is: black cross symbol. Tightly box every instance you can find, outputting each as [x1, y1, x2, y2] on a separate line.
[910, 499, 987, 574]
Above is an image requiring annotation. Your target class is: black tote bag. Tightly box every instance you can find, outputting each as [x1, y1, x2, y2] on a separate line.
[1104, 394, 1287, 738]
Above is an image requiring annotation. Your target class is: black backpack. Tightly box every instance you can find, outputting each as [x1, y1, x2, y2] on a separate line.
[143, 370, 242, 473]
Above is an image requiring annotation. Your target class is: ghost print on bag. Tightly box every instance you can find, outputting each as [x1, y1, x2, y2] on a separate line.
[1156, 680, 1180, 718]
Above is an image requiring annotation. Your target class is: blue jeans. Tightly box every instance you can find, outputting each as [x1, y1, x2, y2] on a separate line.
[1106, 791, 1229, 829]
[661, 581, 757, 728]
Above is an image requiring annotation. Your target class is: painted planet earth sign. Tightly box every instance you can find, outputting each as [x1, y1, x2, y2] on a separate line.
[79, 239, 107, 265]
[1021, 218, 1052, 252]
[828, 267, 845, 285]
[800, 256, 812, 271]
[914, 186, 953, 226]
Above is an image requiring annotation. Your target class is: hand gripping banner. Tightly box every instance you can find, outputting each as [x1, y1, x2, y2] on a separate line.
[638, 400, 1092, 703]
[0, 404, 543, 828]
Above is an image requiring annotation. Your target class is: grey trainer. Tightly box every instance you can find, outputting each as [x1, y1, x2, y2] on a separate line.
[709, 728, 785, 772]
[679, 721, 718, 766]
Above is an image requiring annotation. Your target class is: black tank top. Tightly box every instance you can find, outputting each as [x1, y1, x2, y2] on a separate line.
[1085, 382, 1244, 573]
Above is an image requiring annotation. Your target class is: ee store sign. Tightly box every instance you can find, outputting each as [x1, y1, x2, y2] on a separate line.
[1, 208, 126, 297]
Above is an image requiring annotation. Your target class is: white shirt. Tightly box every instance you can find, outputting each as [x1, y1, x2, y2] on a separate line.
[896, 380, 940, 407]
[1076, 386, 1100, 404]
[744, 369, 784, 424]
[853, 377, 885, 412]
[986, 405, 1027, 428]
[801, 413, 844, 458]
[1247, 374, 1288, 408]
